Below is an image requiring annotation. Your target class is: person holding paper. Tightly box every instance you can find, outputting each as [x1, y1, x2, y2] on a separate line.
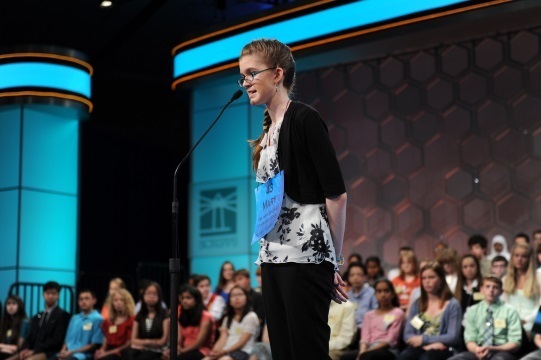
[239, 38, 347, 360]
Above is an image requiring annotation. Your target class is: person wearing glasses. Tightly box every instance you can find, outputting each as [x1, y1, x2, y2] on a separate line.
[238, 38, 348, 360]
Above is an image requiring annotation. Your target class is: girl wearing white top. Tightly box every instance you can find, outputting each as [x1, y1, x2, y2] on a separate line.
[205, 286, 259, 360]
[502, 243, 541, 332]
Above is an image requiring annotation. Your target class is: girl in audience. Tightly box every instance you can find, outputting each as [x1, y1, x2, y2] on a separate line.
[0, 295, 29, 360]
[436, 248, 458, 293]
[205, 286, 259, 360]
[502, 243, 541, 332]
[193, 275, 226, 324]
[214, 262, 236, 304]
[173, 285, 214, 360]
[128, 282, 170, 360]
[399, 261, 462, 360]
[453, 254, 483, 314]
[95, 288, 135, 360]
[343, 253, 363, 291]
[101, 278, 127, 320]
[391, 252, 420, 311]
[356, 279, 404, 360]
[365, 256, 385, 287]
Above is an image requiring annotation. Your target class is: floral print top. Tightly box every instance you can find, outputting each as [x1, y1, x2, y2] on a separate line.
[255, 120, 338, 269]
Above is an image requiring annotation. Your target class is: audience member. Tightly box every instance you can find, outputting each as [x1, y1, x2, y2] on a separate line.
[488, 235, 510, 261]
[328, 299, 356, 360]
[205, 286, 259, 360]
[0, 295, 29, 359]
[192, 276, 225, 324]
[502, 243, 540, 333]
[356, 279, 405, 360]
[437, 248, 459, 293]
[468, 235, 491, 277]
[515, 233, 531, 246]
[387, 247, 414, 282]
[534, 230, 541, 249]
[232, 270, 264, 328]
[454, 255, 483, 314]
[253, 269, 262, 294]
[101, 279, 126, 321]
[392, 253, 420, 312]
[434, 242, 449, 259]
[214, 262, 236, 304]
[56, 289, 104, 360]
[95, 289, 135, 360]
[448, 276, 521, 360]
[491, 256, 508, 279]
[365, 257, 385, 287]
[134, 280, 167, 315]
[343, 253, 364, 291]
[172, 285, 214, 360]
[399, 261, 462, 360]
[128, 282, 169, 360]
[522, 305, 541, 359]
[12, 281, 70, 360]
[346, 262, 377, 330]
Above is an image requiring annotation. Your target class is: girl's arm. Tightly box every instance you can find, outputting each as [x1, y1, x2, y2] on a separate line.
[180, 319, 212, 353]
[0, 344, 18, 354]
[153, 318, 170, 347]
[422, 300, 462, 346]
[210, 328, 228, 353]
[130, 321, 146, 348]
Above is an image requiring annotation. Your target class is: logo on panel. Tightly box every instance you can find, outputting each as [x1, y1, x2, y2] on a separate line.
[198, 187, 238, 250]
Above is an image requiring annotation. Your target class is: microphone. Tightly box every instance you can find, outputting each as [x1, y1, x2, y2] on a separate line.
[169, 88, 244, 360]
[229, 89, 243, 103]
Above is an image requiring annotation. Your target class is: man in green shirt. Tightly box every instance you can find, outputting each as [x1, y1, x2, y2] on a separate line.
[449, 276, 521, 360]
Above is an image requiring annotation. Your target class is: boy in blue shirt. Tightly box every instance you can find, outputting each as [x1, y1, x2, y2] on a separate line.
[54, 290, 103, 360]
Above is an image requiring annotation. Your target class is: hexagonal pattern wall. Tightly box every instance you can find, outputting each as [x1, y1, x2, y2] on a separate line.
[295, 27, 541, 269]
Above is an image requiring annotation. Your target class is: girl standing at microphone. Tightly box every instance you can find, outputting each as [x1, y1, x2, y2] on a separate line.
[239, 38, 347, 359]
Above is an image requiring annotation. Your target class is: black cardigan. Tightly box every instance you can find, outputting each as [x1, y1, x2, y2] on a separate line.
[277, 101, 345, 204]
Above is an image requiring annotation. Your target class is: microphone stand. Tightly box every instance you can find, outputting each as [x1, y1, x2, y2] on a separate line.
[170, 90, 243, 359]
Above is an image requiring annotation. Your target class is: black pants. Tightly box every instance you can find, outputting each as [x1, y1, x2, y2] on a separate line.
[125, 349, 162, 360]
[261, 261, 334, 360]
[359, 349, 397, 360]
[398, 347, 454, 360]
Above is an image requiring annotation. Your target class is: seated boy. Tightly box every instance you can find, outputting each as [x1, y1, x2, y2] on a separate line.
[491, 256, 508, 279]
[15, 281, 71, 360]
[54, 290, 103, 360]
[449, 276, 521, 360]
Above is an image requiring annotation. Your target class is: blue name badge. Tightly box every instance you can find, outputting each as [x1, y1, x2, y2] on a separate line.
[252, 170, 284, 244]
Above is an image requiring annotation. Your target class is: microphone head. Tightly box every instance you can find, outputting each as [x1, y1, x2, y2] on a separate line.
[230, 89, 243, 102]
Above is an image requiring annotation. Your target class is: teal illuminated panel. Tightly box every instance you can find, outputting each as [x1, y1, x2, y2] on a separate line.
[0, 190, 18, 267]
[191, 254, 257, 291]
[18, 269, 75, 287]
[189, 178, 250, 257]
[0, 63, 91, 98]
[19, 190, 76, 271]
[22, 107, 79, 194]
[192, 105, 249, 182]
[174, 0, 467, 78]
[0, 270, 16, 306]
[0, 106, 21, 189]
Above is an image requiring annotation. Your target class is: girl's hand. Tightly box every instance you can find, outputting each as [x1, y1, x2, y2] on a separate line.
[407, 335, 423, 347]
[332, 272, 349, 304]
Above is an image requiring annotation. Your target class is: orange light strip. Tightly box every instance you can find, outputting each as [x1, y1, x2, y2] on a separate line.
[0, 91, 93, 112]
[171, 0, 334, 55]
[0, 53, 94, 75]
[172, 0, 510, 88]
